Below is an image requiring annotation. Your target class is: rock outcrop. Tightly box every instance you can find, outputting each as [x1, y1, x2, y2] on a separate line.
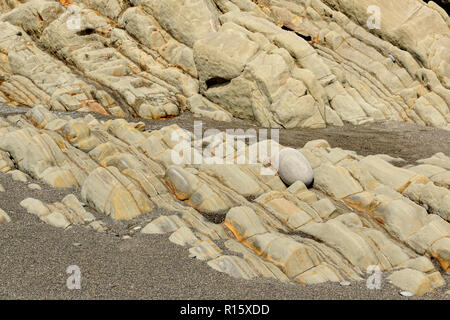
[20, 194, 106, 230]
[0, 0, 448, 298]
[0, 105, 448, 295]
[0, 0, 448, 130]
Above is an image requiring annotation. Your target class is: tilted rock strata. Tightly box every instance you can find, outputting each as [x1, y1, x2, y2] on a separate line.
[20, 194, 106, 230]
[0, 0, 448, 129]
[0, 106, 448, 295]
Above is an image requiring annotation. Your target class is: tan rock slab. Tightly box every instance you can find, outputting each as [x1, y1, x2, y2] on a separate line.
[388, 268, 434, 296]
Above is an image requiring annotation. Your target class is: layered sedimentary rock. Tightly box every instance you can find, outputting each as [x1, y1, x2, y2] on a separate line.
[20, 194, 106, 230]
[1, 106, 449, 295]
[0, 0, 448, 129]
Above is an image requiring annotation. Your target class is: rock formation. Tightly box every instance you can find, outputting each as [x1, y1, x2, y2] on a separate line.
[0, 0, 449, 298]
[0, 0, 448, 129]
[0, 105, 447, 296]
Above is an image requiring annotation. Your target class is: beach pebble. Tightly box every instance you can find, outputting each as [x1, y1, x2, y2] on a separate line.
[28, 183, 42, 190]
[8, 170, 28, 182]
[400, 291, 414, 297]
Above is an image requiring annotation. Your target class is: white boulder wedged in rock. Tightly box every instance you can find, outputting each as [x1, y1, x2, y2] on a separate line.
[276, 148, 314, 187]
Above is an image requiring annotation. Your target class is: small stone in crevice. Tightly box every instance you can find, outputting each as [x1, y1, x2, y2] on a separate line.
[400, 291, 414, 297]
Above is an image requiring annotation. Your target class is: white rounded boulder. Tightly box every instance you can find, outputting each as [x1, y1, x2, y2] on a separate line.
[276, 148, 314, 187]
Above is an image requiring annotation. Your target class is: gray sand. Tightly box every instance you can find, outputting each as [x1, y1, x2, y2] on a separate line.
[0, 173, 448, 300]
[2, 106, 450, 164]
[0, 108, 449, 299]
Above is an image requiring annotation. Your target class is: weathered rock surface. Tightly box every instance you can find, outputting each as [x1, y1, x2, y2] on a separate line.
[1, 106, 448, 293]
[388, 268, 435, 296]
[0, 0, 448, 130]
[0, 0, 449, 295]
[0, 207, 11, 224]
[20, 194, 104, 230]
[276, 147, 314, 186]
